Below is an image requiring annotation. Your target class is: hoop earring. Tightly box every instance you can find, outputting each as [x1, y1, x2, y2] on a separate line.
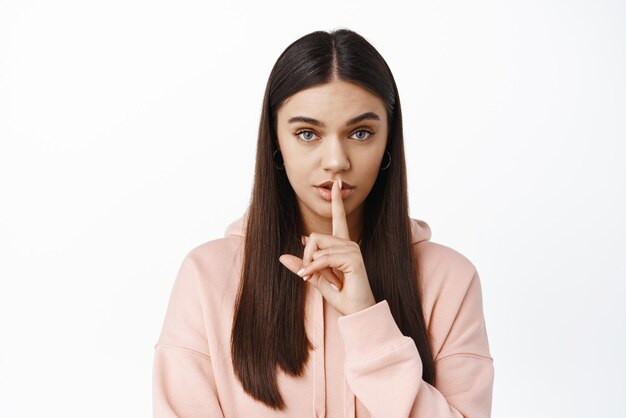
[273, 150, 285, 170]
[380, 150, 391, 171]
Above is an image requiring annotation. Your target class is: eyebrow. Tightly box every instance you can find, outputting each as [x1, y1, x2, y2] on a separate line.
[287, 112, 381, 128]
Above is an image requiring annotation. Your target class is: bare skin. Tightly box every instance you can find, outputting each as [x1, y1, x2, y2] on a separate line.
[275, 79, 389, 315]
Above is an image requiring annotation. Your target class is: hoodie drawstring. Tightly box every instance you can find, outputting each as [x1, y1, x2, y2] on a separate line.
[344, 379, 356, 418]
[312, 286, 326, 418]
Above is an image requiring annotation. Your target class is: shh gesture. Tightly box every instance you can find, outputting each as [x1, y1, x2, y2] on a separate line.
[279, 179, 377, 316]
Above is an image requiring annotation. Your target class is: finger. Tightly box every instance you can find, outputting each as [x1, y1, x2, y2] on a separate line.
[302, 233, 354, 251]
[305, 267, 344, 292]
[301, 233, 352, 276]
[309, 273, 343, 298]
[299, 253, 352, 281]
[301, 234, 316, 272]
[332, 178, 350, 239]
[312, 246, 352, 261]
[279, 254, 306, 275]
[279, 254, 343, 290]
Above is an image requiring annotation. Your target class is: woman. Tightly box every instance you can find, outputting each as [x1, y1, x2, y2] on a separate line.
[153, 28, 494, 418]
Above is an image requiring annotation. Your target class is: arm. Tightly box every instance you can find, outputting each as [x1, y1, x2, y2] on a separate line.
[153, 256, 225, 418]
[337, 270, 494, 418]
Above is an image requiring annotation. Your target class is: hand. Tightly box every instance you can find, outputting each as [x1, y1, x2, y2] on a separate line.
[279, 178, 377, 316]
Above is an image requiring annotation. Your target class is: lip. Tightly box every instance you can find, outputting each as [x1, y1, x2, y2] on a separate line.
[315, 186, 352, 201]
[315, 179, 355, 189]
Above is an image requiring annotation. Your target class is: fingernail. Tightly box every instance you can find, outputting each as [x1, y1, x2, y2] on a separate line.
[330, 283, 339, 291]
[296, 268, 305, 277]
[303, 275, 310, 281]
[339, 179, 342, 189]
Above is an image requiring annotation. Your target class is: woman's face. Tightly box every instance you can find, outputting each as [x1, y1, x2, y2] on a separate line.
[275, 79, 389, 238]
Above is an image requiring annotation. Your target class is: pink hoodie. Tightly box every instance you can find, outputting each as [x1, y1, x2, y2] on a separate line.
[153, 211, 494, 417]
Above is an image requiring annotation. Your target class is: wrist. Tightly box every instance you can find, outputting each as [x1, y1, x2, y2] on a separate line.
[345, 297, 376, 316]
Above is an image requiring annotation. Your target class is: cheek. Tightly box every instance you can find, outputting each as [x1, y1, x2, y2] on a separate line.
[283, 160, 310, 190]
[356, 150, 386, 178]
[281, 149, 314, 178]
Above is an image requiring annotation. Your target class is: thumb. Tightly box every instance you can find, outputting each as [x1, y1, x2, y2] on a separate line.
[278, 254, 303, 274]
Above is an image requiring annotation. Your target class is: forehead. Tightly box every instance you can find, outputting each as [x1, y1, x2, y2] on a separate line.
[278, 80, 386, 123]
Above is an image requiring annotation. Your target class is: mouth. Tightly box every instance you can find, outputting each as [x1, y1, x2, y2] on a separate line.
[315, 180, 355, 190]
[315, 184, 352, 201]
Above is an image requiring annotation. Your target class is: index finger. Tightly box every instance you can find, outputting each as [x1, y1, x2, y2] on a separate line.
[331, 178, 350, 239]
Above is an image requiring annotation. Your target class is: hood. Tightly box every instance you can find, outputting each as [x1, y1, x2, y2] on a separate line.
[224, 207, 431, 244]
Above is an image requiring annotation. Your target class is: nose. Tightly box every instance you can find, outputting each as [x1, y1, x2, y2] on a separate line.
[320, 136, 350, 172]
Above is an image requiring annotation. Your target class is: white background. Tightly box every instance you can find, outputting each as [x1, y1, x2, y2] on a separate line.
[1, 1, 625, 417]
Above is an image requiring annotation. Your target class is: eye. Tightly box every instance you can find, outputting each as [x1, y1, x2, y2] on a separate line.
[294, 129, 318, 142]
[350, 128, 375, 141]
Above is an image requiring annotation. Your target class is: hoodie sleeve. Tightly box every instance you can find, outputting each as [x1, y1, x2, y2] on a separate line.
[337, 269, 494, 418]
[153, 255, 225, 418]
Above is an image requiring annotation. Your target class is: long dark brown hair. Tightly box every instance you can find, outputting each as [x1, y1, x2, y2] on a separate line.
[230, 28, 435, 410]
